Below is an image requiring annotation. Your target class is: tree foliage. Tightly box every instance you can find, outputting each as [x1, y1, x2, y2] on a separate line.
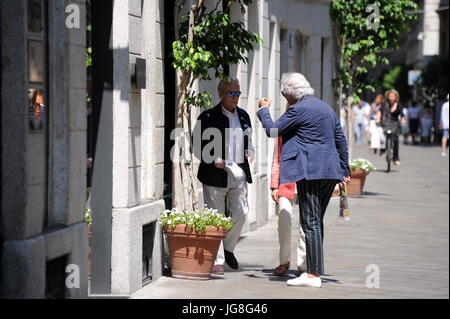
[331, 0, 419, 102]
[173, 0, 261, 109]
[330, 0, 418, 160]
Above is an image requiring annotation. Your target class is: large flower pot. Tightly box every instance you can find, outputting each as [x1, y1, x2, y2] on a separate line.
[348, 169, 369, 196]
[163, 224, 228, 280]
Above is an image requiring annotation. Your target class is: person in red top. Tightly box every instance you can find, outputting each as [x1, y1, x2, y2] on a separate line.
[270, 134, 307, 276]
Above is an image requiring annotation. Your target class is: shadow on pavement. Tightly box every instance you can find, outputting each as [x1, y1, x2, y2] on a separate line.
[321, 278, 343, 285]
[225, 264, 266, 273]
[361, 191, 391, 197]
[373, 169, 400, 174]
[237, 235, 247, 243]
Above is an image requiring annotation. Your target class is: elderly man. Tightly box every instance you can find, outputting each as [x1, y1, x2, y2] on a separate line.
[257, 72, 350, 288]
[193, 78, 254, 275]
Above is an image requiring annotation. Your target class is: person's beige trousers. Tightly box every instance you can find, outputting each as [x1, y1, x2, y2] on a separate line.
[278, 196, 306, 270]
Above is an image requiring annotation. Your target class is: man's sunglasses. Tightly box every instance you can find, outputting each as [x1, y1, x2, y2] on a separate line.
[227, 91, 242, 97]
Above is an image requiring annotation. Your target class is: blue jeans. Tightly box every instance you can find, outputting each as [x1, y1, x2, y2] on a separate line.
[354, 122, 365, 144]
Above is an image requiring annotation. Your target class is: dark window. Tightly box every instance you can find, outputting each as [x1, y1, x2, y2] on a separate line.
[27, 0, 43, 33]
[142, 223, 155, 286]
[45, 255, 68, 299]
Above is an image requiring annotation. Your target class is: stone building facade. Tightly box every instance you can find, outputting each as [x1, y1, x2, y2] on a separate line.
[1, 0, 335, 298]
[1, 0, 88, 298]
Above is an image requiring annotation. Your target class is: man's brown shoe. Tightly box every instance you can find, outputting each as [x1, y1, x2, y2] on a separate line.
[273, 262, 290, 276]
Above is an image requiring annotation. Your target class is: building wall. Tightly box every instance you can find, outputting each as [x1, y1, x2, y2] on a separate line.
[1, 0, 88, 298]
[108, 0, 165, 295]
[423, 0, 441, 58]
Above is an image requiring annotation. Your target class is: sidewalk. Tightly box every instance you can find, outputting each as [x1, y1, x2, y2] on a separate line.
[132, 143, 449, 299]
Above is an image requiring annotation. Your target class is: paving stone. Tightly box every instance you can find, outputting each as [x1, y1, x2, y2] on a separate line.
[131, 144, 449, 299]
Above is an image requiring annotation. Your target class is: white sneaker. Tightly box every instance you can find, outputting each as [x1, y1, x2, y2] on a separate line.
[441, 152, 447, 157]
[286, 273, 321, 288]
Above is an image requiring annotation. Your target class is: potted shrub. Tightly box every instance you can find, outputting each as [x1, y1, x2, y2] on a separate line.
[160, 207, 233, 280]
[348, 158, 375, 196]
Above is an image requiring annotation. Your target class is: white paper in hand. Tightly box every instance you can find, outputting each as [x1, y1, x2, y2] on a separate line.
[225, 160, 245, 181]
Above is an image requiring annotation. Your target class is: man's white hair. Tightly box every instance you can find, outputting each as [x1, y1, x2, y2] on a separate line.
[280, 72, 314, 100]
[218, 77, 240, 92]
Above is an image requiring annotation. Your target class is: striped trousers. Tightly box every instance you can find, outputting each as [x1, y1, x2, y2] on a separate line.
[296, 179, 339, 275]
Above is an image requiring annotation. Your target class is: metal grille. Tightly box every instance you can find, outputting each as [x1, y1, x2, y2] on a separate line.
[45, 255, 67, 299]
[142, 223, 155, 286]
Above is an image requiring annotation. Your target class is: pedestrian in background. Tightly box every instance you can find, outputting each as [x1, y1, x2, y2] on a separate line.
[408, 101, 421, 145]
[363, 101, 372, 145]
[257, 72, 350, 288]
[376, 89, 406, 166]
[369, 94, 384, 153]
[401, 105, 409, 144]
[440, 94, 449, 156]
[352, 101, 368, 144]
[420, 105, 434, 145]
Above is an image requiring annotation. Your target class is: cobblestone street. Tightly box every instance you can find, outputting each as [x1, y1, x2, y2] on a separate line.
[132, 143, 449, 299]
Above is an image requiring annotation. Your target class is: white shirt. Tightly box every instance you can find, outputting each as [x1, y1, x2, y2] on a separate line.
[353, 105, 366, 124]
[221, 105, 254, 164]
[441, 101, 449, 130]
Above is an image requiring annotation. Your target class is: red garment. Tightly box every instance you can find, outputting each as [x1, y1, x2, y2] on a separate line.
[270, 136, 296, 200]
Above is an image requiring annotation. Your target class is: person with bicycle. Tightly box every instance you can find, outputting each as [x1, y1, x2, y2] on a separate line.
[376, 89, 406, 167]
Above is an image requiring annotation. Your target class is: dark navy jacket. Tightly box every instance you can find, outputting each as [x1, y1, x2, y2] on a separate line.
[193, 103, 253, 188]
[257, 95, 349, 184]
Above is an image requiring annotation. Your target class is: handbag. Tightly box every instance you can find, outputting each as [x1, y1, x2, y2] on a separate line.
[370, 126, 383, 149]
[339, 184, 350, 221]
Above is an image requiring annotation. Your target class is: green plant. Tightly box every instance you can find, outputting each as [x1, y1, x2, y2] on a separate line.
[160, 207, 233, 232]
[382, 65, 402, 90]
[350, 158, 376, 172]
[85, 208, 92, 225]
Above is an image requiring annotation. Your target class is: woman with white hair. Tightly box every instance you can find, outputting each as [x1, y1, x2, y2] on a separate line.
[257, 72, 350, 288]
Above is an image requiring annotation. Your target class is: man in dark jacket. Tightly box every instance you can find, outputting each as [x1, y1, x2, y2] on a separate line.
[193, 78, 254, 275]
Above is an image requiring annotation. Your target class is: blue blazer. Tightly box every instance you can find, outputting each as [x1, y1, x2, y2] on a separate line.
[257, 95, 349, 184]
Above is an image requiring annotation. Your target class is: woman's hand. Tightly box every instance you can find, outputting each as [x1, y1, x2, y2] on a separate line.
[214, 158, 226, 169]
[271, 188, 280, 203]
[339, 176, 351, 189]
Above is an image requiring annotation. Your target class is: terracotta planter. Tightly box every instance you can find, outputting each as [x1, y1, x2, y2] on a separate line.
[348, 169, 369, 196]
[163, 224, 228, 280]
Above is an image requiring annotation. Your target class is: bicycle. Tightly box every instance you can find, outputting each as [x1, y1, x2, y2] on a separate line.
[385, 129, 394, 173]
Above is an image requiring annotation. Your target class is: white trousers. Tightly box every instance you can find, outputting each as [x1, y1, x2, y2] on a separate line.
[278, 196, 307, 270]
[202, 172, 248, 266]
